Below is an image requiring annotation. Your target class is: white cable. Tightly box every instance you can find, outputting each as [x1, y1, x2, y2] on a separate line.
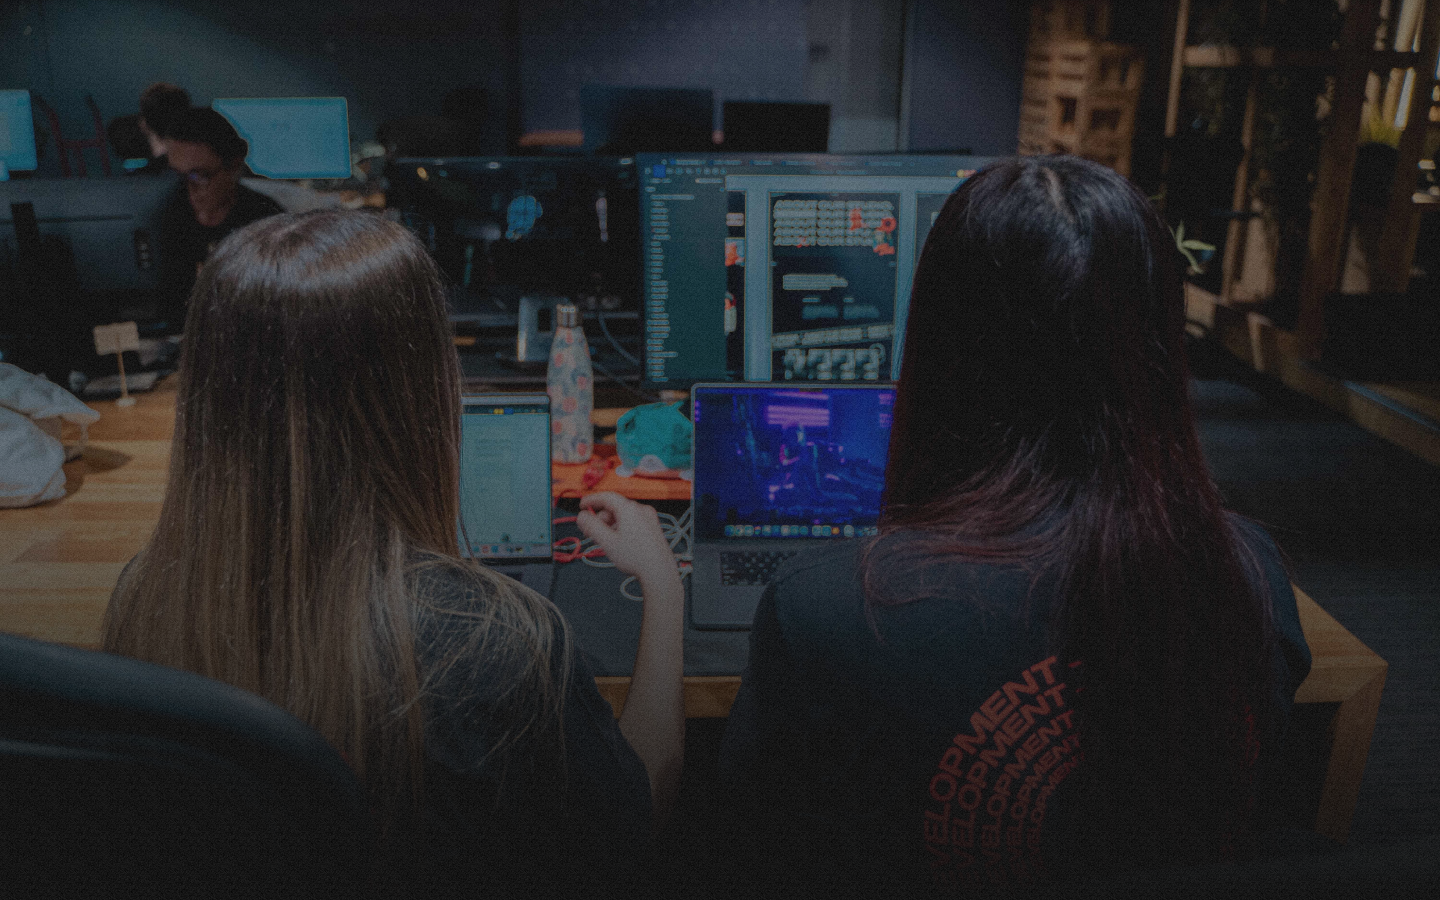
[576, 505, 692, 601]
[596, 311, 641, 367]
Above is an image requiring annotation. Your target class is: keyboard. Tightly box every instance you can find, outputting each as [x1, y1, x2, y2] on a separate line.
[719, 550, 799, 586]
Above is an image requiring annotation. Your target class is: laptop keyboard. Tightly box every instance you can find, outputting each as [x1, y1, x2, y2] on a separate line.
[719, 550, 800, 586]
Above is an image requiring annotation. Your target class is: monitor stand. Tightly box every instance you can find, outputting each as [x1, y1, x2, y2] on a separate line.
[446, 283, 518, 327]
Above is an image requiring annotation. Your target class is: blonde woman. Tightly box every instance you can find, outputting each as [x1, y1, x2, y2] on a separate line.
[103, 210, 683, 890]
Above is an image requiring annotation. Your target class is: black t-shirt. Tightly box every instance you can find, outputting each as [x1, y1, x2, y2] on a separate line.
[155, 181, 282, 323]
[396, 561, 652, 895]
[108, 555, 652, 894]
[718, 516, 1312, 893]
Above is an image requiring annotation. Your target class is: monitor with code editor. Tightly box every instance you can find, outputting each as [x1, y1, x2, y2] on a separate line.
[637, 153, 994, 386]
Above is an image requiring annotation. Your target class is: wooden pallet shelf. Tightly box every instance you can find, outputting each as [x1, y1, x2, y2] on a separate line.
[1164, 0, 1440, 357]
[1019, 36, 1144, 174]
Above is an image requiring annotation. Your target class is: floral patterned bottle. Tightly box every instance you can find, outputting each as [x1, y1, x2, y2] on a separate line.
[546, 302, 593, 463]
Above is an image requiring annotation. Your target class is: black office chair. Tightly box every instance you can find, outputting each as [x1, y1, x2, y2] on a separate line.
[0, 631, 376, 898]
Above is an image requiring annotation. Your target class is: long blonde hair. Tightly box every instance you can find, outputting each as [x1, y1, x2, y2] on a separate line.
[103, 210, 568, 820]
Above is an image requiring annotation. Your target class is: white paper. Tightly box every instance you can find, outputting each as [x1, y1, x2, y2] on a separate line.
[93, 321, 141, 356]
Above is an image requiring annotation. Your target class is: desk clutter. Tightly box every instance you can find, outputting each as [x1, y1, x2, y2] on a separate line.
[0, 361, 99, 507]
[0, 376, 1390, 850]
[2, 140, 994, 397]
[0, 81, 1402, 878]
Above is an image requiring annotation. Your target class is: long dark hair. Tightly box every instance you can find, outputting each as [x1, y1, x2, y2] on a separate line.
[104, 211, 569, 824]
[871, 156, 1274, 860]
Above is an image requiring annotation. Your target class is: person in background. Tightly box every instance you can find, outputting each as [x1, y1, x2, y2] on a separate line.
[105, 83, 191, 175]
[104, 115, 158, 173]
[102, 210, 685, 894]
[137, 82, 190, 159]
[718, 156, 1311, 894]
[154, 106, 282, 328]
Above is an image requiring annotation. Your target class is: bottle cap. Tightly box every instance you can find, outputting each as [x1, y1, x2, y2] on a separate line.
[555, 302, 580, 328]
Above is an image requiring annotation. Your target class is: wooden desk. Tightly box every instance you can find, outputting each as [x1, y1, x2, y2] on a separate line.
[552, 441, 690, 502]
[1290, 586, 1388, 843]
[0, 380, 1385, 842]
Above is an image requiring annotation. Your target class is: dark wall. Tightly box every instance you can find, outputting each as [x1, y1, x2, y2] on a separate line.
[905, 0, 1029, 156]
[518, 0, 809, 135]
[1, 0, 512, 176]
[1, 0, 1030, 172]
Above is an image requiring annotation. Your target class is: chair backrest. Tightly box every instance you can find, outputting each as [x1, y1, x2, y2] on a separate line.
[0, 631, 375, 896]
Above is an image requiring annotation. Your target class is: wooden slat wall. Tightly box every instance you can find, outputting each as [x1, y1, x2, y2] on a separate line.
[1296, 0, 1385, 357]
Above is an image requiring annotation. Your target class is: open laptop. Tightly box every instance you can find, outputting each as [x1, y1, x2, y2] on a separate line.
[458, 393, 555, 597]
[690, 383, 895, 629]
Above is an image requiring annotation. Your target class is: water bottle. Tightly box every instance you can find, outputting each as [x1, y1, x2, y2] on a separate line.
[547, 302, 593, 463]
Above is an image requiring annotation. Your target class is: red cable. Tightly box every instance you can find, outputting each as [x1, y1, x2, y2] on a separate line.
[552, 535, 608, 563]
[582, 455, 619, 490]
[552, 515, 607, 562]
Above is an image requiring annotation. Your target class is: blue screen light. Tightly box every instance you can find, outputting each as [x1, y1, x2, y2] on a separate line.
[212, 97, 350, 179]
[0, 90, 38, 174]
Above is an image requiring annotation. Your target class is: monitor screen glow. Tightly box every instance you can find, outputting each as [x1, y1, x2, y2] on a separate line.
[212, 97, 350, 179]
[458, 398, 554, 559]
[0, 90, 38, 173]
[638, 153, 993, 385]
[691, 384, 893, 541]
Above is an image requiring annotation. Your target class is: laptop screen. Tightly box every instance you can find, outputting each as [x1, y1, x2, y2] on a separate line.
[459, 395, 553, 560]
[692, 384, 894, 541]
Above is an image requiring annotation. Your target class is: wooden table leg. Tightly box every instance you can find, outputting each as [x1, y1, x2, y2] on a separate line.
[596, 675, 742, 719]
[1314, 665, 1387, 843]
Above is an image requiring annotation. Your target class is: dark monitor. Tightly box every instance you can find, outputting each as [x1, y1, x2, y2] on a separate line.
[581, 86, 715, 155]
[388, 156, 640, 310]
[722, 102, 830, 153]
[0, 175, 178, 374]
[0, 174, 176, 293]
[637, 153, 994, 386]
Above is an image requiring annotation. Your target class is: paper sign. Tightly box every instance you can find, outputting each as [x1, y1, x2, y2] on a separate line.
[93, 322, 141, 356]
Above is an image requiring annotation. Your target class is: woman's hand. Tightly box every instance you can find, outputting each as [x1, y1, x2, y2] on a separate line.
[576, 491, 685, 822]
[576, 492, 676, 587]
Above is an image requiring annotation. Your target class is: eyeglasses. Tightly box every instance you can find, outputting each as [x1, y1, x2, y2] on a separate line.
[181, 167, 223, 186]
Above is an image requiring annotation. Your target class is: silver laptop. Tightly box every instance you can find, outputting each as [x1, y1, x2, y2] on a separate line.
[459, 393, 555, 597]
[689, 383, 895, 629]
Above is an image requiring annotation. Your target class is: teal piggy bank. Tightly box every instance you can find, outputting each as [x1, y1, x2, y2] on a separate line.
[614, 401, 692, 480]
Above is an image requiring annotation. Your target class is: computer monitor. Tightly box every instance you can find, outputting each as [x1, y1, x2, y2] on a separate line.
[637, 153, 993, 385]
[458, 394, 554, 560]
[211, 97, 351, 179]
[0, 174, 177, 292]
[388, 156, 640, 309]
[721, 102, 830, 153]
[580, 86, 715, 155]
[0, 90, 39, 174]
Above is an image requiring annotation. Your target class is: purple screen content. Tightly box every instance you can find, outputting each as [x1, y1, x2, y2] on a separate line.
[693, 386, 893, 540]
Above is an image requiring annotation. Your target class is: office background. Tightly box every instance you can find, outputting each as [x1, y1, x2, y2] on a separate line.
[1, 0, 1436, 877]
[0, 0, 1030, 174]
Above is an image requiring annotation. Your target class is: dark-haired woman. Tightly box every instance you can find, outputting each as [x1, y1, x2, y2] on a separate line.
[103, 210, 684, 892]
[718, 156, 1311, 892]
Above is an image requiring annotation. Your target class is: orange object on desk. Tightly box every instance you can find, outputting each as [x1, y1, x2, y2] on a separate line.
[0, 376, 1393, 835]
[550, 443, 690, 501]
